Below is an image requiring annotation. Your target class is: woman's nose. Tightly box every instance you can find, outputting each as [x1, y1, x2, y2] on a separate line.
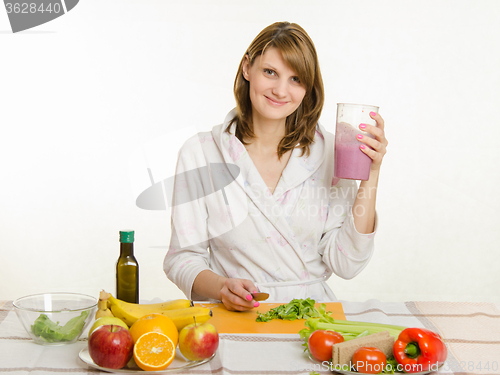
[272, 78, 288, 98]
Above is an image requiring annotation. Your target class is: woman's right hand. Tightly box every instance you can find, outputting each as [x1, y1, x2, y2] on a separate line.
[220, 278, 260, 311]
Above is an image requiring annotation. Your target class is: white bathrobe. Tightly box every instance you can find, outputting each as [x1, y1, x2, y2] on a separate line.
[164, 109, 377, 302]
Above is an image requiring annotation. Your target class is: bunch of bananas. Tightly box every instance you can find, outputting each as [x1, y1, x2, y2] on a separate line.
[95, 290, 212, 331]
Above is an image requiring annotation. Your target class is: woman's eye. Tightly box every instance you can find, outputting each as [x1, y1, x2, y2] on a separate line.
[291, 76, 301, 84]
[264, 68, 276, 76]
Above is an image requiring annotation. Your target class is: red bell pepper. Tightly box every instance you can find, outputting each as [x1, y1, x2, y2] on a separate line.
[393, 327, 447, 373]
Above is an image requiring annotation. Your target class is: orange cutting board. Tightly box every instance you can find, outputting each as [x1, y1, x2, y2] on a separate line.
[194, 302, 345, 334]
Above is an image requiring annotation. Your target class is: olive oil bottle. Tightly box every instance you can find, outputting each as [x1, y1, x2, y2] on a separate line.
[116, 230, 139, 303]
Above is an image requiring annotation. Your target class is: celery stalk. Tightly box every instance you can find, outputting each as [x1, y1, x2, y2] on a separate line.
[312, 320, 403, 339]
[299, 314, 406, 346]
[321, 318, 407, 331]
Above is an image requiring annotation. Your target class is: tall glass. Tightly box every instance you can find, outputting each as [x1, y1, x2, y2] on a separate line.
[334, 103, 379, 181]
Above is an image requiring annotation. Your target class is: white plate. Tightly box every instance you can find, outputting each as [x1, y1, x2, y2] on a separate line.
[79, 347, 215, 373]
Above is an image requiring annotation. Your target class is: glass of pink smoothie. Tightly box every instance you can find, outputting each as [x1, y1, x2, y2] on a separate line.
[334, 103, 379, 181]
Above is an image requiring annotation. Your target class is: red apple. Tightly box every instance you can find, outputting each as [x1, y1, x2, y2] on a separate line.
[178, 322, 219, 361]
[88, 325, 134, 369]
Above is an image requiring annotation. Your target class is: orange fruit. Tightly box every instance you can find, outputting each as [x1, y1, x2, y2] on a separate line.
[133, 331, 176, 371]
[129, 313, 178, 346]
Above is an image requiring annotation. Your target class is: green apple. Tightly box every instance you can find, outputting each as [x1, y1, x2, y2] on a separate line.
[89, 316, 129, 336]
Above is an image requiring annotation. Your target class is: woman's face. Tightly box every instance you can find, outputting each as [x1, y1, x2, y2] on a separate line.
[243, 47, 306, 125]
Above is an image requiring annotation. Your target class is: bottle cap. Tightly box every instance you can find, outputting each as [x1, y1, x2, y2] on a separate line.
[119, 230, 135, 243]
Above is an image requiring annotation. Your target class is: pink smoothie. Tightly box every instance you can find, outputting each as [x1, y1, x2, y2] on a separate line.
[334, 122, 372, 181]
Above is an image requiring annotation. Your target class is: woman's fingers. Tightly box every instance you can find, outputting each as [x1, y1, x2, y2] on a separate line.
[359, 122, 387, 144]
[370, 111, 385, 130]
[221, 278, 259, 311]
[358, 113, 388, 167]
[357, 133, 388, 153]
[360, 143, 385, 165]
[357, 133, 380, 150]
[228, 279, 257, 302]
[360, 123, 384, 140]
[359, 136, 387, 165]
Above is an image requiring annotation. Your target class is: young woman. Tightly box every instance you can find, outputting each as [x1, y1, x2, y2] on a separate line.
[164, 22, 388, 311]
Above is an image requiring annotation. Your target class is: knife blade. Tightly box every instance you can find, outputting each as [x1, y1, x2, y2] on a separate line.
[251, 292, 269, 301]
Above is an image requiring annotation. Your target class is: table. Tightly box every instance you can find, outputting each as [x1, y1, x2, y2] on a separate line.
[1, 299, 499, 374]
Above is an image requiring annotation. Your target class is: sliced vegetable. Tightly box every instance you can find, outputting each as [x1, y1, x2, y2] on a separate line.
[255, 298, 322, 322]
[393, 327, 447, 373]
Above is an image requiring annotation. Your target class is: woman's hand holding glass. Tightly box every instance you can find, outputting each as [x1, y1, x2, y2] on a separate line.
[358, 112, 388, 173]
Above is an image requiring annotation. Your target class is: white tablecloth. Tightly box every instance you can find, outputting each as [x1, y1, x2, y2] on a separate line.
[1, 300, 499, 374]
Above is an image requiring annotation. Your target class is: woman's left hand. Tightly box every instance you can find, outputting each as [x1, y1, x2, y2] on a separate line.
[358, 111, 388, 172]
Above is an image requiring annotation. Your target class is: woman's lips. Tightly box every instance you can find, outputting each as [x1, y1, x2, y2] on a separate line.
[265, 96, 288, 106]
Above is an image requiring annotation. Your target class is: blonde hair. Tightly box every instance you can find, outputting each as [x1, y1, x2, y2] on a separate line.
[226, 21, 325, 159]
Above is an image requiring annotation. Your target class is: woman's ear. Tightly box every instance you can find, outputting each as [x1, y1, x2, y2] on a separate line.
[242, 54, 250, 81]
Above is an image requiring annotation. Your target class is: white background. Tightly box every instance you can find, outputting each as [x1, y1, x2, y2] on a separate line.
[1, 0, 499, 303]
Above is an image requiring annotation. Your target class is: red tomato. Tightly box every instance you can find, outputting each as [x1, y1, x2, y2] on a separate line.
[308, 330, 344, 362]
[352, 347, 387, 374]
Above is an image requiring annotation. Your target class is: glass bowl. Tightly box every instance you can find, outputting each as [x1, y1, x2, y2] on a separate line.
[13, 292, 97, 346]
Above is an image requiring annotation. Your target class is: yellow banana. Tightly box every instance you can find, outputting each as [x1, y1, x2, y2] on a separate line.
[107, 293, 193, 311]
[109, 302, 142, 327]
[104, 291, 210, 330]
[95, 290, 114, 320]
[131, 298, 193, 311]
[157, 307, 213, 331]
[110, 301, 212, 329]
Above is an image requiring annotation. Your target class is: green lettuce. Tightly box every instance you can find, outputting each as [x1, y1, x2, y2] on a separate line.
[31, 310, 89, 343]
[255, 298, 324, 322]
